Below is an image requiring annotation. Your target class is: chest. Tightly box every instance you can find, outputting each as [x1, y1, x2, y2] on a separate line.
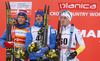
[61, 29, 77, 48]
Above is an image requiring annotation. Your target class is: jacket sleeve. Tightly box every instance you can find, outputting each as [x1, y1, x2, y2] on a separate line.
[75, 28, 85, 55]
[48, 26, 56, 50]
[0, 29, 6, 48]
[25, 27, 33, 51]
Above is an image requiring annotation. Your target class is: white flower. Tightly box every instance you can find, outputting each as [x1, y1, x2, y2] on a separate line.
[29, 44, 31, 47]
[52, 49, 55, 52]
[49, 52, 50, 55]
[17, 51, 20, 54]
[31, 42, 34, 44]
[20, 50, 22, 53]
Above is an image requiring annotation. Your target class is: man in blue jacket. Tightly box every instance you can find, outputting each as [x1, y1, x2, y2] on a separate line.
[25, 9, 56, 61]
[0, 10, 30, 61]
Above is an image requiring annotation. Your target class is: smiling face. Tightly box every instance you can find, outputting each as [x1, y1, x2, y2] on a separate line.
[61, 16, 70, 27]
[18, 16, 26, 25]
[35, 14, 43, 23]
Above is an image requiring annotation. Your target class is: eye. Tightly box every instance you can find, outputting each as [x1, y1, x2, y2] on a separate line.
[18, 16, 21, 18]
[39, 15, 42, 17]
[36, 15, 38, 17]
[22, 17, 24, 19]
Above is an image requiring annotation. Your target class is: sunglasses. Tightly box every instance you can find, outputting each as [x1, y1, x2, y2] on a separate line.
[62, 10, 71, 17]
[35, 9, 43, 12]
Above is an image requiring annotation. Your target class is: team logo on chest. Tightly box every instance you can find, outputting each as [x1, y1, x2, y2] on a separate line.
[62, 33, 70, 35]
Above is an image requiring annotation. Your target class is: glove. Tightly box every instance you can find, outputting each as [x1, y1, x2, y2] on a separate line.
[68, 51, 77, 60]
[34, 47, 49, 57]
[38, 47, 48, 53]
[34, 51, 44, 57]
[4, 41, 14, 48]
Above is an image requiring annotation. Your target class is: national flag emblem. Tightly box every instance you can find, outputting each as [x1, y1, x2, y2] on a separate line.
[20, 13, 23, 15]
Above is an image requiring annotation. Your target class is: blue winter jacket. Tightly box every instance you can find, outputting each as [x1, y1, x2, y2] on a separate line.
[0, 21, 30, 61]
[25, 21, 56, 59]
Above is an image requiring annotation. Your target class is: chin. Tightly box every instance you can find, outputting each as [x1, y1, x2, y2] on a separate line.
[62, 24, 66, 27]
[19, 23, 23, 25]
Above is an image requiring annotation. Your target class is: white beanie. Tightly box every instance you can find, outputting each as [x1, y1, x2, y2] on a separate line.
[61, 10, 72, 21]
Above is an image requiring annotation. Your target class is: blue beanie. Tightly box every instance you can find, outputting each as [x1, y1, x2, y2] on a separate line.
[35, 9, 44, 17]
[17, 11, 27, 20]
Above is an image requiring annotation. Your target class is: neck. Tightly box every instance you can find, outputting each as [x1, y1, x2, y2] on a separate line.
[63, 24, 69, 27]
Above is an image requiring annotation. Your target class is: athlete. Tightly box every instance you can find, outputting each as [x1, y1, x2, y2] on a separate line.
[0, 9, 30, 61]
[60, 10, 85, 61]
[25, 9, 56, 61]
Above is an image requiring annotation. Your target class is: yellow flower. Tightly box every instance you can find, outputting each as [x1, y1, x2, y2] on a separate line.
[47, 54, 51, 58]
[51, 56, 53, 58]
[51, 53, 53, 55]
[51, 54, 54, 57]
[15, 51, 17, 53]
[22, 51, 25, 55]
[47, 54, 49, 57]
[32, 44, 35, 48]
[51, 49, 53, 51]
[16, 57, 19, 58]
[22, 55, 24, 56]
[16, 54, 20, 58]
[53, 54, 57, 57]
[30, 46, 34, 49]
[48, 55, 51, 58]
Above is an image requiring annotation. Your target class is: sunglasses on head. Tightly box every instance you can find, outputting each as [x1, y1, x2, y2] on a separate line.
[35, 9, 43, 12]
[62, 10, 71, 17]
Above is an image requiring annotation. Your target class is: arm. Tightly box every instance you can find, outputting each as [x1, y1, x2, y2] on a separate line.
[48, 26, 56, 50]
[75, 29, 85, 55]
[25, 27, 33, 51]
[68, 28, 85, 60]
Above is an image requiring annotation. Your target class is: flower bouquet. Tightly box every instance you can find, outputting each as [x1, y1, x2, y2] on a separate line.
[14, 48, 28, 60]
[28, 42, 39, 53]
[45, 49, 59, 61]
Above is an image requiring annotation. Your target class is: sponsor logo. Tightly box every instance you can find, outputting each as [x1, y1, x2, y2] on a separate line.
[10, 1, 32, 15]
[59, 3, 97, 10]
[62, 33, 70, 35]
[15, 38, 25, 41]
[50, 11, 59, 16]
[79, 30, 100, 38]
[51, 29, 55, 33]
[16, 32, 26, 34]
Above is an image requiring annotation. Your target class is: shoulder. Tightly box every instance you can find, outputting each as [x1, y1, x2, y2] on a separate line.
[49, 25, 55, 29]
[74, 26, 79, 31]
[74, 27, 81, 34]
[49, 25, 56, 34]
[74, 27, 78, 31]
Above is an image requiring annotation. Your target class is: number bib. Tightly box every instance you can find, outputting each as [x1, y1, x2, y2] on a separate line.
[61, 30, 76, 49]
